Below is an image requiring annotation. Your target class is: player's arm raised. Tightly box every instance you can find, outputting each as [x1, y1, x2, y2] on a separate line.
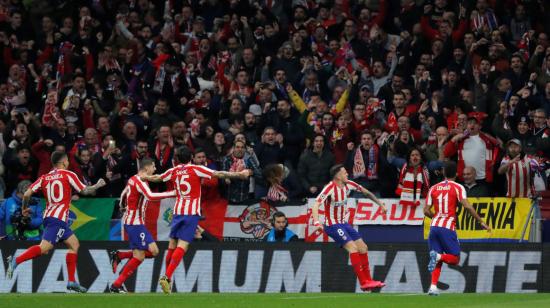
[80, 178, 107, 195]
[213, 169, 252, 180]
[141, 174, 163, 182]
[460, 198, 491, 233]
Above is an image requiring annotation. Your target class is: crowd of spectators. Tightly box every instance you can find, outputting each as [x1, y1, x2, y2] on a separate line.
[0, 0, 549, 211]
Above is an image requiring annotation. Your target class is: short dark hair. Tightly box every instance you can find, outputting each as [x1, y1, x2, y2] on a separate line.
[175, 146, 192, 164]
[271, 211, 287, 225]
[443, 161, 458, 179]
[194, 147, 205, 155]
[51, 151, 68, 165]
[139, 157, 155, 170]
[330, 164, 345, 179]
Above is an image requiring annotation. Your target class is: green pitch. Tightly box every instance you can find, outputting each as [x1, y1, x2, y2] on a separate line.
[2, 293, 550, 308]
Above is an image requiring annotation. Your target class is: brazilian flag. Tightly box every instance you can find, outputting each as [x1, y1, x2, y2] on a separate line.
[66, 198, 116, 240]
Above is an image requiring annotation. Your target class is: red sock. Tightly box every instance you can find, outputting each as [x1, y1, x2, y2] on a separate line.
[66, 253, 77, 282]
[165, 247, 185, 279]
[440, 254, 459, 265]
[431, 262, 443, 285]
[350, 252, 368, 285]
[117, 251, 133, 260]
[15, 245, 42, 265]
[359, 252, 372, 281]
[113, 257, 142, 288]
[144, 251, 154, 258]
[165, 248, 174, 269]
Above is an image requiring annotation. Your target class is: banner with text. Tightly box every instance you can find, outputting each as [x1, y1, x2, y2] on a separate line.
[423, 197, 533, 241]
[0, 242, 547, 293]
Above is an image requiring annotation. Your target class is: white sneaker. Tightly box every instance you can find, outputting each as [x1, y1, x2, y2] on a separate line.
[428, 285, 439, 296]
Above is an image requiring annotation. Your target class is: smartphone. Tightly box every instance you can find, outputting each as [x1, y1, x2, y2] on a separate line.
[14, 107, 29, 114]
[108, 140, 116, 149]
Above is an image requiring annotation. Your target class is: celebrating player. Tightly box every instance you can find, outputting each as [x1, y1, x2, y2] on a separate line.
[312, 164, 387, 291]
[5, 151, 106, 293]
[109, 158, 176, 293]
[424, 161, 491, 296]
[142, 146, 252, 294]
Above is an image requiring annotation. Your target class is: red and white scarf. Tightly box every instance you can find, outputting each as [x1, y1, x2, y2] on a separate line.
[396, 164, 430, 207]
[352, 145, 379, 179]
[229, 155, 245, 172]
[267, 184, 288, 201]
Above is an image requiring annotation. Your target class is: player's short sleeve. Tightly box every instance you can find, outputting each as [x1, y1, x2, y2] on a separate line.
[160, 168, 174, 182]
[316, 183, 333, 203]
[455, 183, 467, 202]
[193, 165, 214, 179]
[29, 176, 43, 193]
[345, 180, 361, 191]
[66, 170, 86, 192]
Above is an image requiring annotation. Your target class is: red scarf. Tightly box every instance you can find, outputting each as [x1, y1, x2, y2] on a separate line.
[267, 184, 288, 202]
[229, 155, 245, 172]
[352, 145, 379, 179]
[155, 140, 172, 167]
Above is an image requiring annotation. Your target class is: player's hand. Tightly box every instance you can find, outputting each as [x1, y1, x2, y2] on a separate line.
[314, 221, 323, 232]
[96, 178, 107, 188]
[481, 222, 492, 234]
[379, 202, 387, 214]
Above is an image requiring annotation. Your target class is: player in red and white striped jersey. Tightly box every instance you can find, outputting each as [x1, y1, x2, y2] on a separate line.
[312, 164, 387, 291]
[498, 139, 537, 198]
[109, 158, 175, 293]
[143, 146, 252, 294]
[424, 161, 490, 296]
[5, 151, 106, 293]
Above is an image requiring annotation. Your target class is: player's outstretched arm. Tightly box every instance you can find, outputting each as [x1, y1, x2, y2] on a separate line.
[213, 169, 252, 180]
[461, 199, 491, 233]
[140, 174, 163, 182]
[359, 186, 387, 213]
[80, 178, 107, 195]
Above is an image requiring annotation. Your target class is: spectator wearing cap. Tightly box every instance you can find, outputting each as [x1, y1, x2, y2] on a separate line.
[0, 180, 43, 240]
[297, 135, 335, 197]
[221, 140, 260, 204]
[498, 138, 539, 198]
[243, 111, 260, 147]
[462, 166, 490, 197]
[444, 116, 499, 184]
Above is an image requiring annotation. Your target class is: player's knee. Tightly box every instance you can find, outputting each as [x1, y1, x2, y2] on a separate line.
[150, 247, 159, 257]
[40, 243, 53, 254]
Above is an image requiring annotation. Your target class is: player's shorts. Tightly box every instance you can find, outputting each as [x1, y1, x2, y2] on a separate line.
[125, 224, 155, 250]
[428, 226, 460, 256]
[324, 223, 361, 246]
[42, 217, 74, 244]
[169, 214, 200, 243]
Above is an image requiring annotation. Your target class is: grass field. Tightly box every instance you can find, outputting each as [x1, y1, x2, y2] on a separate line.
[2, 293, 550, 308]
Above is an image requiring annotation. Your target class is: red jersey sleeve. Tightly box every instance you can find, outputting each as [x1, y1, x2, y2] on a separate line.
[29, 176, 44, 193]
[160, 167, 175, 182]
[65, 170, 86, 192]
[454, 183, 467, 202]
[426, 185, 436, 206]
[193, 165, 214, 179]
[316, 183, 333, 203]
[345, 180, 361, 191]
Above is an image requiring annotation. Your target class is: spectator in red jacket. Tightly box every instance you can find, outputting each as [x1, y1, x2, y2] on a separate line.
[31, 139, 66, 177]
